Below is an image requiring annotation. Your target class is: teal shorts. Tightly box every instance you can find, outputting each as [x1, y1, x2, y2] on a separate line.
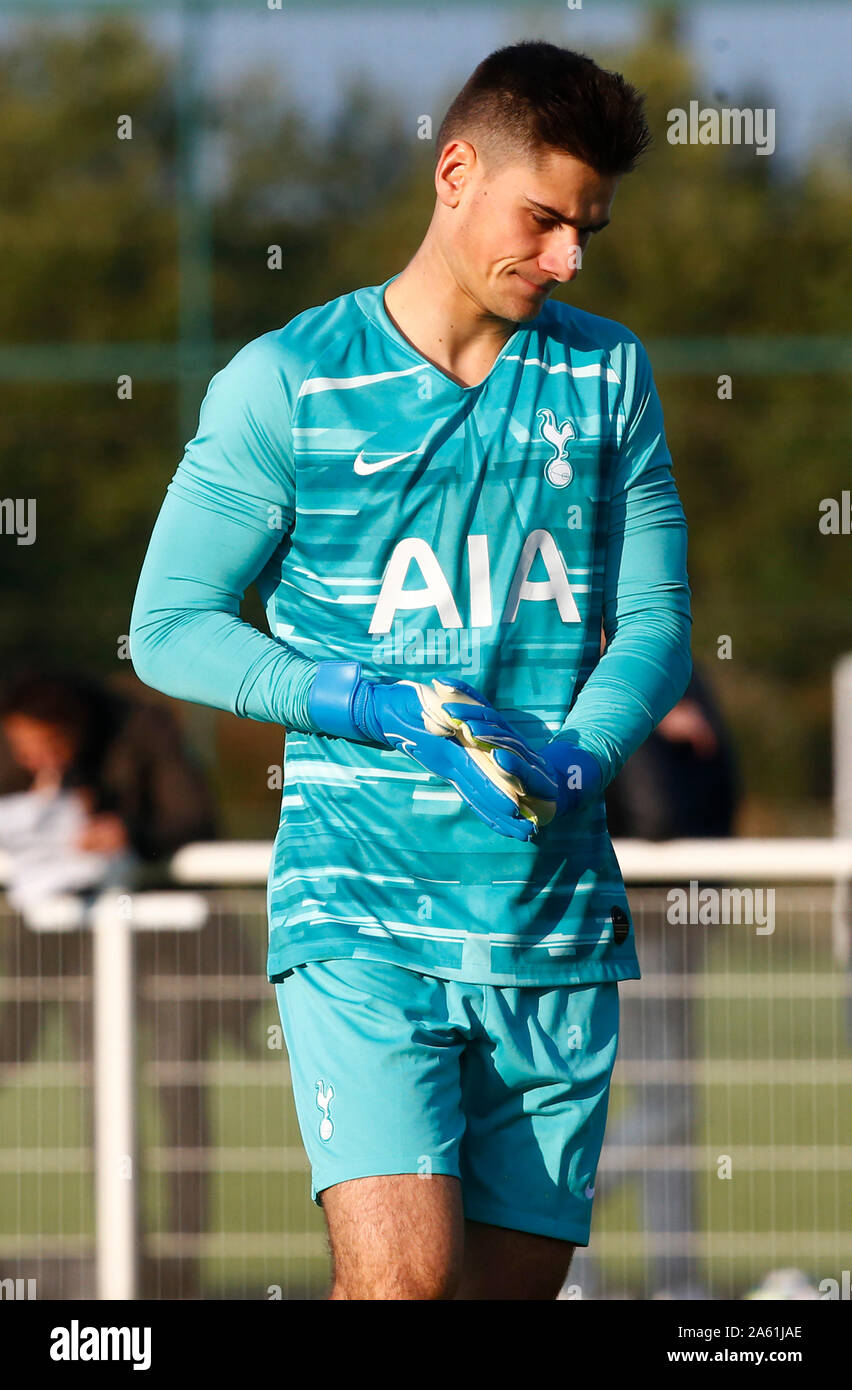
[274, 958, 620, 1246]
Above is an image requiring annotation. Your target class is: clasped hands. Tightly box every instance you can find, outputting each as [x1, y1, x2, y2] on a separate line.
[308, 662, 603, 842]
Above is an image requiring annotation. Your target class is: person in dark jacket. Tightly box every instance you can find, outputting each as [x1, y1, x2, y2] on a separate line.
[605, 666, 738, 843]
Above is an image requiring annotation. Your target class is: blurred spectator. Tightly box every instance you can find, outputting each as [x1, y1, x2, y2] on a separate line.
[585, 666, 739, 1300]
[605, 667, 738, 842]
[0, 670, 217, 864]
[0, 671, 258, 1299]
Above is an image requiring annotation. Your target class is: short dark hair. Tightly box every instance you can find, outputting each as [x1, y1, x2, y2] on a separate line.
[0, 670, 116, 746]
[1, 671, 89, 730]
[436, 42, 651, 179]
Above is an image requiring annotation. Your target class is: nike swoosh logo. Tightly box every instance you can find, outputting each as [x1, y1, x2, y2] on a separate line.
[353, 449, 419, 475]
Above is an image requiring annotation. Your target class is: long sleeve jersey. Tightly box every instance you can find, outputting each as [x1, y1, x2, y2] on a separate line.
[130, 275, 692, 985]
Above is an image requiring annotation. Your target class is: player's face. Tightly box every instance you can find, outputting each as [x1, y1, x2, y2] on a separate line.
[2, 714, 77, 776]
[451, 148, 618, 323]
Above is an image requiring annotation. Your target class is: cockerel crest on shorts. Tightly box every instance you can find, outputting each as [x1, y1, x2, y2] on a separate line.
[315, 1079, 335, 1141]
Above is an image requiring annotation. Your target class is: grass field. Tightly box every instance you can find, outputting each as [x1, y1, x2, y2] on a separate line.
[0, 888, 849, 1299]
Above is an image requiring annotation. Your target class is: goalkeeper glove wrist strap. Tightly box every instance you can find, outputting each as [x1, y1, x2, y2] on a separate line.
[308, 660, 381, 744]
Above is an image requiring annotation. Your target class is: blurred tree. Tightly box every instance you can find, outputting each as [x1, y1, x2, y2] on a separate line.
[0, 20, 180, 675]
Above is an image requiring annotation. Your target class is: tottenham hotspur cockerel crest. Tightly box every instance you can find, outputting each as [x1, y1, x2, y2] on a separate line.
[537, 408, 576, 488]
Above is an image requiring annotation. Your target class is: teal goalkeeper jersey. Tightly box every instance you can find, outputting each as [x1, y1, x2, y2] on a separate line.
[131, 274, 692, 986]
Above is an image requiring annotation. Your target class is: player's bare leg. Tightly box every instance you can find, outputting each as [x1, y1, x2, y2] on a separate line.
[322, 1173, 465, 1300]
[454, 1220, 575, 1300]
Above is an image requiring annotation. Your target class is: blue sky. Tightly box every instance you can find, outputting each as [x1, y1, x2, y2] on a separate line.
[140, 2, 852, 172]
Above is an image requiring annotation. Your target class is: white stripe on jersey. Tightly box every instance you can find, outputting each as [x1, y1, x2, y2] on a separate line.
[505, 355, 622, 384]
[297, 364, 423, 397]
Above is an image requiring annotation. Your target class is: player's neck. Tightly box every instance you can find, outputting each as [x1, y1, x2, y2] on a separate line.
[384, 242, 518, 389]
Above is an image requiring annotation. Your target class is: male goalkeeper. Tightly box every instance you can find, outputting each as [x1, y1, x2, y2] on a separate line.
[130, 42, 691, 1300]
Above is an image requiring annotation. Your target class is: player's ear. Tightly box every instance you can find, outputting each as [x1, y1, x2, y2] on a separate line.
[435, 139, 475, 207]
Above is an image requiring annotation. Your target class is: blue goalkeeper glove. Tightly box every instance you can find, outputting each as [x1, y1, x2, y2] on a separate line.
[307, 662, 536, 841]
[489, 739, 603, 828]
[431, 679, 604, 829]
